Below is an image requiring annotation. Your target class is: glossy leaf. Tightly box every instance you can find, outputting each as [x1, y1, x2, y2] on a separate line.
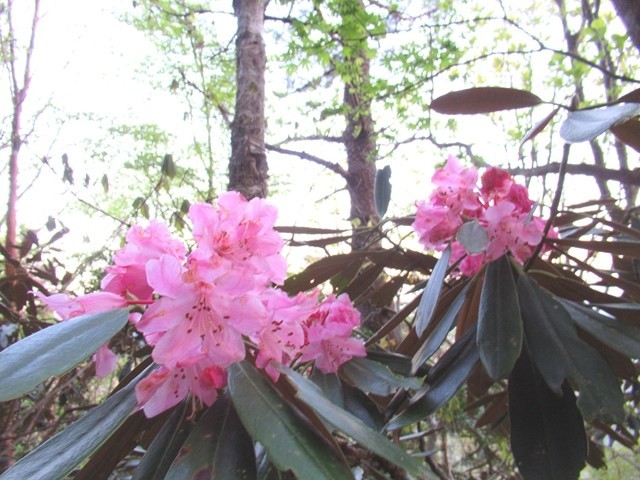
[559, 103, 640, 143]
[281, 367, 431, 479]
[560, 301, 640, 359]
[282, 252, 370, 294]
[0, 309, 129, 401]
[509, 350, 587, 480]
[415, 245, 451, 336]
[227, 362, 352, 480]
[374, 165, 392, 218]
[165, 394, 256, 480]
[340, 357, 421, 396]
[411, 282, 470, 374]
[431, 87, 543, 114]
[456, 220, 489, 254]
[477, 256, 522, 380]
[0, 367, 146, 480]
[518, 275, 625, 423]
[388, 326, 479, 430]
[132, 403, 191, 480]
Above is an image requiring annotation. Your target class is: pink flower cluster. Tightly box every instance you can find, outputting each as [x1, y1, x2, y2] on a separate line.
[413, 156, 552, 276]
[37, 192, 365, 417]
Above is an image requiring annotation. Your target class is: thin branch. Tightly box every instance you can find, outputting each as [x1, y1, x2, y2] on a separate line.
[266, 143, 348, 178]
[508, 162, 640, 186]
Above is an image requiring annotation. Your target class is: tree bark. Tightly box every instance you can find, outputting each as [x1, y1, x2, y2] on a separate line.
[611, 0, 640, 54]
[228, 0, 268, 199]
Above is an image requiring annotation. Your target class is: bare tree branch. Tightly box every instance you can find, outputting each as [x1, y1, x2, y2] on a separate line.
[266, 143, 348, 178]
[508, 162, 640, 186]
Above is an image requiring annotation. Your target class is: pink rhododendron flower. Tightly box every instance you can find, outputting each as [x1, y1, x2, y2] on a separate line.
[300, 294, 366, 373]
[135, 361, 226, 418]
[101, 220, 186, 301]
[413, 156, 553, 276]
[254, 289, 318, 381]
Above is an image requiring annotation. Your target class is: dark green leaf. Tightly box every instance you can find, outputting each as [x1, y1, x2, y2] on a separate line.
[518, 275, 624, 423]
[477, 256, 522, 380]
[228, 362, 352, 480]
[431, 87, 543, 114]
[388, 326, 479, 430]
[374, 165, 392, 218]
[0, 309, 129, 401]
[311, 370, 345, 409]
[165, 394, 256, 480]
[415, 245, 451, 336]
[281, 367, 431, 479]
[162, 153, 177, 178]
[132, 403, 191, 480]
[412, 282, 470, 374]
[456, 220, 489, 254]
[560, 103, 640, 143]
[282, 252, 371, 294]
[561, 301, 640, 358]
[340, 357, 421, 396]
[509, 349, 587, 480]
[0, 367, 147, 480]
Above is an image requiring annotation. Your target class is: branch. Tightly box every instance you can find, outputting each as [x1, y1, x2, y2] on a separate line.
[266, 144, 348, 178]
[508, 163, 640, 186]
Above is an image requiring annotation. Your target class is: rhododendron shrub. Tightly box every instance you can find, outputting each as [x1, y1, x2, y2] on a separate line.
[37, 192, 365, 417]
[413, 155, 554, 275]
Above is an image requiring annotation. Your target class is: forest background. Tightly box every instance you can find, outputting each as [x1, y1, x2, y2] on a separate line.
[1, 0, 640, 478]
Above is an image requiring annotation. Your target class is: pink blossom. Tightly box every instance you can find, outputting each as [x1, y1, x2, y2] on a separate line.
[137, 255, 266, 368]
[480, 167, 512, 201]
[506, 184, 534, 214]
[413, 202, 462, 250]
[101, 220, 186, 301]
[430, 155, 480, 215]
[300, 294, 366, 374]
[254, 289, 318, 380]
[450, 242, 484, 277]
[189, 192, 287, 287]
[135, 361, 226, 418]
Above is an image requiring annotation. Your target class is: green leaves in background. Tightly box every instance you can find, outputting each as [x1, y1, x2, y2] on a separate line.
[509, 349, 587, 480]
[477, 256, 522, 380]
[0, 309, 129, 401]
[227, 361, 352, 480]
[415, 245, 451, 336]
[0, 366, 147, 480]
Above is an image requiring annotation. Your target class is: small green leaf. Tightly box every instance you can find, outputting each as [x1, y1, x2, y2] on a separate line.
[228, 362, 352, 480]
[162, 153, 177, 178]
[0, 367, 147, 480]
[0, 309, 129, 401]
[165, 394, 256, 480]
[509, 349, 587, 480]
[281, 367, 432, 479]
[374, 165, 392, 218]
[340, 357, 421, 396]
[388, 326, 479, 430]
[415, 245, 451, 336]
[477, 256, 522, 380]
[456, 220, 489, 254]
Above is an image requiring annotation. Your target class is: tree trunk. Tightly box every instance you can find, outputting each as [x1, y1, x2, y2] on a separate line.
[611, 0, 640, 54]
[341, 0, 379, 251]
[228, 0, 268, 199]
